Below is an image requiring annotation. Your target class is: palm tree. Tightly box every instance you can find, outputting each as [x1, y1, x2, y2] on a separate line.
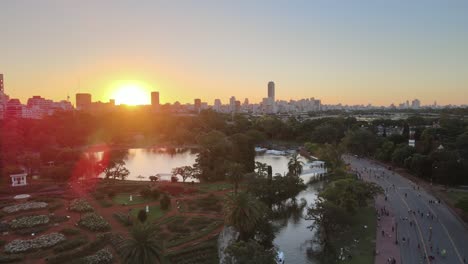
[224, 192, 265, 241]
[227, 162, 245, 194]
[119, 224, 163, 264]
[288, 153, 304, 176]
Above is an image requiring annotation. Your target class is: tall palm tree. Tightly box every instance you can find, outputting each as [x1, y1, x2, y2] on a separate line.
[288, 153, 304, 176]
[119, 224, 163, 264]
[227, 162, 245, 194]
[224, 192, 265, 241]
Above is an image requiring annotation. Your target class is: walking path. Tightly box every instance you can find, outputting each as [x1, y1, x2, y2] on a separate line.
[374, 195, 400, 264]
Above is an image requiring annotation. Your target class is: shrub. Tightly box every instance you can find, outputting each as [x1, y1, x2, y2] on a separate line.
[160, 194, 171, 210]
[167, 221, 190, 233]
[70, 199, 93, 213]
[10, 215, 49, 229]
[140, 188, 152, 199]
[46, 233, 111, 264]
[0, 223, 9, 232]
[4, 232, 65, 253]
[137, 209, 147, 223]
[53, 236, 88, 253]
[2, 202, 48, 214]
[78, 248, 113, 264]
[113, 213, 132, 227]
[107, 191, 116, 199]
[60, 228, 80, 236]
[0, 254, 24, 263]
[78, 213, 110, 231]
[151, 189, 161, 200]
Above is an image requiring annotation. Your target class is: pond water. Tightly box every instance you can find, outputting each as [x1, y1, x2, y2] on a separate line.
[100, 148, 324, 264]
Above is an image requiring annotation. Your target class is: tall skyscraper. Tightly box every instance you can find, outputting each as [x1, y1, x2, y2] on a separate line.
[194, 98, 202, 113]
[0, 74, 4, 93]
[151, 92, 160, 107]
[214, 99, 221, 112]
[229, 96, 236, 112]
[76, 93, 92, 110]
[268, 81, 275, 102]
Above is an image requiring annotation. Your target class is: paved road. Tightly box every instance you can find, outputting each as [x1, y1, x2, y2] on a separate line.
[344, 155, 468, 264]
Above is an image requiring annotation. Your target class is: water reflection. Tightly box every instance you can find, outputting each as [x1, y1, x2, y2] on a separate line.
[93, 148, 325, 263]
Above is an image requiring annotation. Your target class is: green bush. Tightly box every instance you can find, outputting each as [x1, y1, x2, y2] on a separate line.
[137, 209, 147, 223]
[113, 213, 132, 227]
[140, 188, 152, 199]
[160, 194, 171, 210]
[53, 236, 88, 253]
[47, 233, 111, 264]
[70, 199, 94, 213]
[78, 213, 110, 232]
[0, 254, 24, 263]
[60, 228, 80, 236]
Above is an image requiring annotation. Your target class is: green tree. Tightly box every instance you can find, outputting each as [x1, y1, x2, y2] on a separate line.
[160, 194, 171, 210]
[227, 162, 245, 194]
[317, 144, 343, 170]
[137, 209, 147, 223]
[341, 128, 378, 157]
[171, 165, 196, 183]
[287, 153, 304, 176]
[119, 224, 163, 264]
[225, 240, 276, 264]
[224, 192, 266, 241]
[391, 144, 415, 166]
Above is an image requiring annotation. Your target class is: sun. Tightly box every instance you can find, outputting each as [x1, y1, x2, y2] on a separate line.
[112, 82, 149, 105]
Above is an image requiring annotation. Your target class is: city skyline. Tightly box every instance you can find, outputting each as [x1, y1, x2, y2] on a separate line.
[1, 1, 468, 106]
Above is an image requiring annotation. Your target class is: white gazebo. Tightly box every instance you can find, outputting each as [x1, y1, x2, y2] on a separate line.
[10, 173, 28, 187]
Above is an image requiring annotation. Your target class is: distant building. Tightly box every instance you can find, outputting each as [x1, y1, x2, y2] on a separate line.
[76, 93, 92, 110]
[213, 99, 221, 112]
[411, 99, 421, 109]
[0, 74, 4, 93]
[268, 81, 275, 102]
[229, 96, 236, 112]
[194, 98, 201, 113]
[5, 99, 22, 118]
[151, 92, 160, 108]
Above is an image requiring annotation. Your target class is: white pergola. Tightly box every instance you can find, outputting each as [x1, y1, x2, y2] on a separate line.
[10, 173, 28, 187]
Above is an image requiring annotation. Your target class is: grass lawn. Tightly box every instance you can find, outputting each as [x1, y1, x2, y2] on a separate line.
[446, 190, 468, 213]
[112, 193, 153, 205]
[130, 205, 165, 222]
[198, 182, 233, 192]
[331, 206, 376, 264]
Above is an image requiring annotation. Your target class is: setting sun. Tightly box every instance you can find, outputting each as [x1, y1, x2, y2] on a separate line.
[112, 81, 150, 105]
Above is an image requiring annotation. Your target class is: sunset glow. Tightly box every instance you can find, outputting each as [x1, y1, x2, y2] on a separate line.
[112, 82, 149, 105]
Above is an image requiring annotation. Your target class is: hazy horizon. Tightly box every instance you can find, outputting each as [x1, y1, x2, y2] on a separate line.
[1, 0, 468, 106]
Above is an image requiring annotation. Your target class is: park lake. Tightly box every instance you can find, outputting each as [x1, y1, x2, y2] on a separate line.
[96, 148, 325, 264]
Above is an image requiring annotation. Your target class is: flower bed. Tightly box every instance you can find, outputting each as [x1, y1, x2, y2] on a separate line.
[80, 248, 113, 264]
[10, 215, 49, 229]
[70, 199, 94, 212]
[4, 232, 65, 253]
[78, 213, 110, 231]
[2, 202, 48, 213]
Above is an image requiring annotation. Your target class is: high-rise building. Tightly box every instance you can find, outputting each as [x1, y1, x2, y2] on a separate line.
[76, 93, 92, 110]
[151, 92, 160, 107]
[214, 99, 221, 112]
[411, 99, 421, 109]
[0, 74, 4, 93]
[229, 96, 236, 112]
[194, 98, 201, 113]
[268, 81, 275, 102]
